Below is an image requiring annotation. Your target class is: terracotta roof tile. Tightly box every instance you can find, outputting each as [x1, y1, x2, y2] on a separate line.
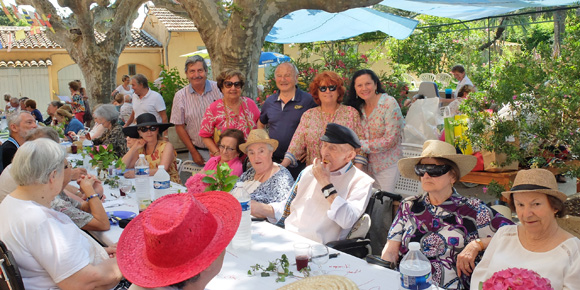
[0, 59, 52, 67]
[147, 7, 197, 31]
[0, 27, 161, 49]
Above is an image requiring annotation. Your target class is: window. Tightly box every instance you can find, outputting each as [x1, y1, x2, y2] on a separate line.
[128, 64, 136, 76]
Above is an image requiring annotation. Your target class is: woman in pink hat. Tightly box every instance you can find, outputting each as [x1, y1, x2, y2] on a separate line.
[117, 192, 241, 290]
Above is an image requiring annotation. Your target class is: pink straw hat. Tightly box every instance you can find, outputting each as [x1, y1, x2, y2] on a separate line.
[117, 192, 241, 288]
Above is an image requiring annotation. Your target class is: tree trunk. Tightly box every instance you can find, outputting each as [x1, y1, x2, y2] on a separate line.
[157, 0, 382, 99]
[18, 0, 146, 104]
[553, 8, 566, 58]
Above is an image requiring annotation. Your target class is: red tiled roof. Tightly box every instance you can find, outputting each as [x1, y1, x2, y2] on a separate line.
[147, 7, 197, 32]
[0, 27, 161, 49]
[0, 59, 52, 67]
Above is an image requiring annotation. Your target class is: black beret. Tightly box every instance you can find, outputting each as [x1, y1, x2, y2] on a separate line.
[320, 123, 361, 149]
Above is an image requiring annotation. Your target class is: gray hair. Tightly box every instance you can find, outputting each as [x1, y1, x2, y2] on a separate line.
[25, 127, 60, 142]
[7, 111, 32, 131]
[49, 101, 63, 108]
[131, 74, 149, 89]
[11, 138, 65, 186]
[276, 62, 299, 78]
[185, 55, 208, 73]
[93, 104, 120, 124]
[124, 94, 132, 103]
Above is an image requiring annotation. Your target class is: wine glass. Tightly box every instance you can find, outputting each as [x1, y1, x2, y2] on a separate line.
[310, 244, 329, 275]
[119, 179, 133, 199]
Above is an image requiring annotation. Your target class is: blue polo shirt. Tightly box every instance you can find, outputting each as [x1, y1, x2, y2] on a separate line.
[260, 88, 317, 160]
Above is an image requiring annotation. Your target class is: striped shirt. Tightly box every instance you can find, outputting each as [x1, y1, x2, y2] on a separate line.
[170, 81, 222, 148]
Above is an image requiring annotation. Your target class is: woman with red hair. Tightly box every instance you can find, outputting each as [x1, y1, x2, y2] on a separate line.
[281, 71, 367, 169]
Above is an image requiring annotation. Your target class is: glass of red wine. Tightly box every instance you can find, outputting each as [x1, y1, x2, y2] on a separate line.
[293, 243, 311, 271]
[119, 179, 132, 198]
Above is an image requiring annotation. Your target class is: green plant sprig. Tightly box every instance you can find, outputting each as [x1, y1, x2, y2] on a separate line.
[202, 162, 238, 192]
[247, 254, 310, 282]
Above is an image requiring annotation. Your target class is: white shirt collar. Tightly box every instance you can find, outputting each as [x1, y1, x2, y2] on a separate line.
[330, 161, 353, 176]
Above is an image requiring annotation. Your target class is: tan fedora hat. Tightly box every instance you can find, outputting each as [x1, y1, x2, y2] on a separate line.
[398, 140, 476, 181]
[239, 129, 279, 154]
[501, 168, 567, 202]
[277, 275, 359, 290]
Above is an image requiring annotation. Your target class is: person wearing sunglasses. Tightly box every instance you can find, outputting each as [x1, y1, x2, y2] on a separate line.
[122, 113, 181, 183]
[281, 71, 367, 171]
[199, 69, 260, 158]
[185, 129, 245, 193]
[380, 140, 513, 289]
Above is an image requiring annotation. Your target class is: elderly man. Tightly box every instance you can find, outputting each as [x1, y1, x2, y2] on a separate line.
[451, 64, 474, 96]
[1, 111, 37, 173]
[119, 94, 133, 124]
[252, 123, 375, 244]
[124, 74, 168, 129]
[6, 97, 20, 115]
[171, 56, 223, 166]
[258, 62, 317, 178]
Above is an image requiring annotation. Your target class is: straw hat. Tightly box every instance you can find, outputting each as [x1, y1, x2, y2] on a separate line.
[56, 108, 73, 120]
[122, 113, 174, 138]
[239, 129, 279, 154]
[501, 168, 567, 202]
[277, 275, 359, 290]
[398, 140, 476, 181]
[117, 192, 241, 288]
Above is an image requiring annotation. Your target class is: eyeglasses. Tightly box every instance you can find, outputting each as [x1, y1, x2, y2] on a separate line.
[218, 144, 236, 153]
[414, 164, 452, 177]
[64, 162, 70, 169]
[224, 81, 243, 89]
[138, 126, 158, 133]
[318, 85, 337, 92]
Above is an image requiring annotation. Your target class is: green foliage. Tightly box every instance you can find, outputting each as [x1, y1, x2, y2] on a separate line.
[83, 144, 126, 171]
[149, 65, 188, 120]
[0, 7, 31, 27]
[202, 162, 238, 192]
[482, 180, 507, 200]
[248, 254, 310, 282]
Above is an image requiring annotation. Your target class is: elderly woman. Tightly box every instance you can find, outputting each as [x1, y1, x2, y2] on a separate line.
[381, 140, 513, 289]
[111, 74, 134, 97]
[66, 80, 85, 122]
[0, 139, 122, 289]
[185, 129, 245, 192]
[122, 113, 181, 183]
[281, 71, 366, 169]
[345, 69, 404, 192]
[87, 104, 128, 157]
[238, 129, 293, 204]
[55, 107, 85, 135]
[199, 69, 260, 157]
[470, 169, 580, 289]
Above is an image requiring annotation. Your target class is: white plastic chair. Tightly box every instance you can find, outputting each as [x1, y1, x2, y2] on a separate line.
[402, 73, 419, 90]
[394, 143, 426, 198]
[178, 160, 203, 176]
[417, 82, 440, 98]
[175, 158, 183, 172]
[436, 73, 453, 88]
[419, 73, 437, 83]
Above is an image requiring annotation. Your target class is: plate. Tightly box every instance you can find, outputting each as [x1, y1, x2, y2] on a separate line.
[107, 211, 137, 225]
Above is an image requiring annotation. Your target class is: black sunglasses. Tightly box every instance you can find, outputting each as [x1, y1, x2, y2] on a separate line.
[138, 126, 158, 133]
[319, 85, 337, 92]
[224, 81, 243, 89]
[414, 164, 452, 177]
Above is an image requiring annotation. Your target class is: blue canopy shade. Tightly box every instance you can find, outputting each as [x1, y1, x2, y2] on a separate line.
[379, 0, 579, 20]
[266, 8, 419, 43]
[259, 52, 291, 65]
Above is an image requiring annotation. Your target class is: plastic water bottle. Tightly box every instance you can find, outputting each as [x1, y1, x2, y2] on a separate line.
[230, 182, 251, 250]
[135, 154, 151, 212]
[399, 242, 433, 290]
[153, 165, 171, 200]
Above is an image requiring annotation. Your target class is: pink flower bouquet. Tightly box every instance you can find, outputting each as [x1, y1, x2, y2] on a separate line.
[185, 173, 210, 193]
[481, 268, 553, 290]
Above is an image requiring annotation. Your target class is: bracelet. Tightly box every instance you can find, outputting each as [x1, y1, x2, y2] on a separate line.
[475, 238, 484, 251]
[86, 193, 100, 201]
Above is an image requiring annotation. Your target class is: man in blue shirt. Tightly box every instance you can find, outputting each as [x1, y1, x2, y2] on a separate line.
[258, 62, 317, 179]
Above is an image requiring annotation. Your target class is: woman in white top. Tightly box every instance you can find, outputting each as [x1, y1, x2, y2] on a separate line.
[0, 139, 122, 289]
[111, 74, 134, 97]
[471, 169, 580, 289]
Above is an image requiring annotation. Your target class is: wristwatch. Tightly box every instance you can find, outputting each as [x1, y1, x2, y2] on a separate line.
[321, 184, 337, 199]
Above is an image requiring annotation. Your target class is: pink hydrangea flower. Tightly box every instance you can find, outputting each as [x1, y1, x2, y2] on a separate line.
[185, 173, 210, 194]
[481, 268, 553, 290]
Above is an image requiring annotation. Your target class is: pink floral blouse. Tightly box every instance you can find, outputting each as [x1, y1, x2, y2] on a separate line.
[285, 104, 366, 167]
[199, 97, 260, 140]
[360, 94, 404, 174]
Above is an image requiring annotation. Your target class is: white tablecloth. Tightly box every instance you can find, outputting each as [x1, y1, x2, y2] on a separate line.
[207, 222, 401, 290]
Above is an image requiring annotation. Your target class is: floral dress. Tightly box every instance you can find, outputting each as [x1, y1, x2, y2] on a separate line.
[199, 97, 260, 141]
[238, 164, 294, 204]
[137, 140, 181, 184]
[360, 94, 404, 174]
[285, 104, 366, 167]
[92, 124, 128, 158]
[388, 190, 514, 289]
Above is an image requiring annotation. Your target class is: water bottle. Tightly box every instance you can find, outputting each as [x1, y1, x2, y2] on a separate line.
[135, 154, 151, 212]
[153, 165, 171, 200]
[399, 242, 433, 290]
[230, 182, 251, 250]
